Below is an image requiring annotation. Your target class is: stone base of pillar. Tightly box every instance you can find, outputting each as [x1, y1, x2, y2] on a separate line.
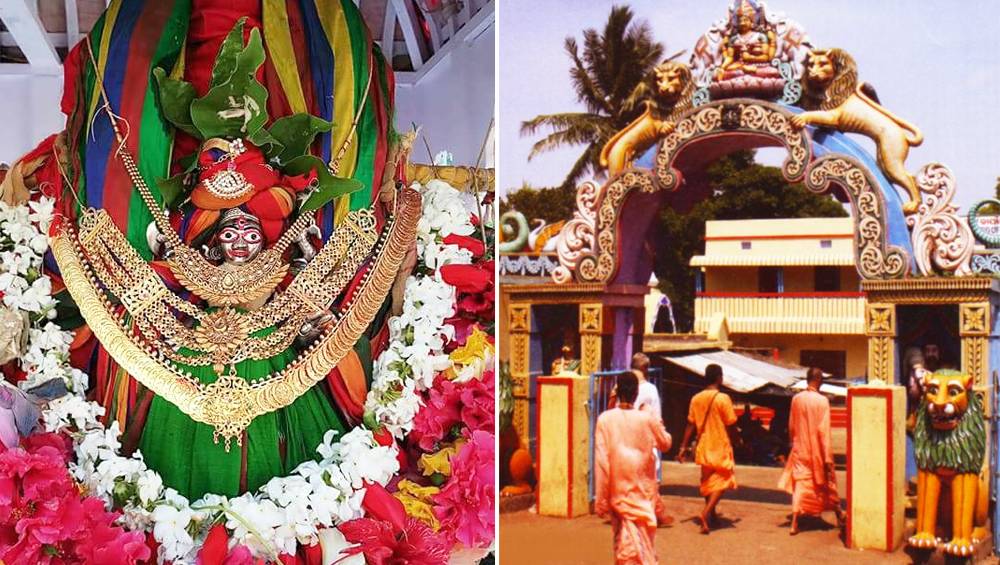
[847, 385, 906, 551]
[536, 374, 590, 518]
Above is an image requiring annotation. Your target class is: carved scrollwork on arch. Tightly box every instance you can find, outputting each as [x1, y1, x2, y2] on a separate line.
[654, 100, 811, 190]
[568, 171, 656, 283]
[803, 155, 909, 279]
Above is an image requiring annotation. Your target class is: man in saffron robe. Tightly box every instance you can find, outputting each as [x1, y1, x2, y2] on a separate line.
[677, 363, 738, 534]
[631, 352, 671, 527]
[595, 371, 673, 564]
[778, 367, 845, 534]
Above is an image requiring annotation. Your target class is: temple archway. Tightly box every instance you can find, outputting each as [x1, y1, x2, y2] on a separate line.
[553, 99, 912, 286]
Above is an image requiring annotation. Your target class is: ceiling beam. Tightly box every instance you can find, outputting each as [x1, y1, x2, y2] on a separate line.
[391, 0, 427, 69]
[0, 0, 61, 69]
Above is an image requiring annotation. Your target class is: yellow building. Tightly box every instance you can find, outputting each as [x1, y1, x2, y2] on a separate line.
[690, 217, 866, 379]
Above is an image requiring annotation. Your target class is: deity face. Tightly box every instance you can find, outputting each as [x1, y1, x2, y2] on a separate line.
[217, 215, 264, 265]
[655, 64, 686, 97]
[736, 1, 756, 32]
[805, 52, 836, 86]
[922, 372, 971, 431]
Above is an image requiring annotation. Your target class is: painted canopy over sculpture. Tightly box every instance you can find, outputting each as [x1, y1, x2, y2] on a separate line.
[26, 0, 419, 499]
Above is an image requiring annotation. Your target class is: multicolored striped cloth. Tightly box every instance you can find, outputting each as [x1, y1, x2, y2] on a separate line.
[61, 0, 395, 257]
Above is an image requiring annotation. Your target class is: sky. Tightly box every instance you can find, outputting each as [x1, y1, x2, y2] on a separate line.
[497, 0, 1000, 211]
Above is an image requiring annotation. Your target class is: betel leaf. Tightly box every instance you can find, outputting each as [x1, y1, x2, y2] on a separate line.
[156, 173, 189, 209]
[153, 68, 198, 137]
[247, 127, 284, 161]
[190, 27, 268, 140]
[267, 113, 333, 167]
[209, 18, 247, 88]
[284, 155, 363, 212]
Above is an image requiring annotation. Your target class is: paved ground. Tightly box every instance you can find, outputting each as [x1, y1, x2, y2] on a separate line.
[500, 462, 999, 564]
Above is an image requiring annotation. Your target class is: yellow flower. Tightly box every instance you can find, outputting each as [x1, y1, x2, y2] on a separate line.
[395, 479, 441, 530]
[449, 327, 494, 380]
[449, 327, 494, 367]
[418, 439, 466, 477]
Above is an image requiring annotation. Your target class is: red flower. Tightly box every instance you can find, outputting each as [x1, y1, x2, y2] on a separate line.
[339, 516, 450, 565]
[442, 234, 485, 259]
[439, 264, 491, 295]
[361, 482, 407, 534]
[197, 523, 230, 565]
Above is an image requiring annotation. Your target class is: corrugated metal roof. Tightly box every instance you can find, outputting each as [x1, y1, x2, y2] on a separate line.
[658, 350, 808, 393]
[689, 254, 855, 267]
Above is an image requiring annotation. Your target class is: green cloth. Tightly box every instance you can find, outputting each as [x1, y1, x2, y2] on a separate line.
[138, 327, 347, 500]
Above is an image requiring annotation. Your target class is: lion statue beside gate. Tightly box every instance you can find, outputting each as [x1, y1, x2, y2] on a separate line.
[790, 48, 924, 214]
[908, 370, 989, 557]
[600, 61, 695, 177]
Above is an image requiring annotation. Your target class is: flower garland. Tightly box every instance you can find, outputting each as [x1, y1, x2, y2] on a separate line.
[0, 178, 495, 563]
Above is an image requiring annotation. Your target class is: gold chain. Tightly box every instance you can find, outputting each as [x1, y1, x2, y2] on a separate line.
[53, 189, 421, 448]
[77, 206, 379, 368]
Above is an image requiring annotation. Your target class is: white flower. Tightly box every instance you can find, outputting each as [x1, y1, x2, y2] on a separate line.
[152, 503, 196, 560]
[138, 471, 164, 505]
[318, 527, 365, 565]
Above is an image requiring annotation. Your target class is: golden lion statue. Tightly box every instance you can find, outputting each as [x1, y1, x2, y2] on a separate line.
[600, 61, 694, 177]
[790, 48, 924, 214]
[908, 370, 988, 557]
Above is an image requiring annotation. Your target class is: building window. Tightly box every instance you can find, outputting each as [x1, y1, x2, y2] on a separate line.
[819, 239, 832, 249]
[741, 241, 752, 250]
[758, 267, 782, 293]
[814, 266, 841, 292]
[800, 350, 847, 379]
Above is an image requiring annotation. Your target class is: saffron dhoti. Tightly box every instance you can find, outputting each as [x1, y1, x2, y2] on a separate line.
[778, 389, 840, 514]
[595, 407, 672, 564]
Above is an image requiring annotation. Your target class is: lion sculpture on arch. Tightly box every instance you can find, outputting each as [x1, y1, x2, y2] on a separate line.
[908, 369, 989, 557]
[790, 48, 924, 214]
[600, 61, 695, 177]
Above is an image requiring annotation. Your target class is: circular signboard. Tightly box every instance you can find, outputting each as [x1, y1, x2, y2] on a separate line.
[969, 199, 1000, 248]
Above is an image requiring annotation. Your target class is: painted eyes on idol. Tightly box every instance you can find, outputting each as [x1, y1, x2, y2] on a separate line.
[219, 228, 262, 244]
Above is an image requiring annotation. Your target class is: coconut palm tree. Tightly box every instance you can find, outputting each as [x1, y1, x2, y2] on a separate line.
[521, 6, 665, 190]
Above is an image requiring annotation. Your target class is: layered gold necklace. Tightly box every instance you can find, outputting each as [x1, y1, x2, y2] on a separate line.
[54, 189, 420, 448]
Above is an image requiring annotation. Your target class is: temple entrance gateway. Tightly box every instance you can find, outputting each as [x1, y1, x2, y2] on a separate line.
[499, 0, 997, 558]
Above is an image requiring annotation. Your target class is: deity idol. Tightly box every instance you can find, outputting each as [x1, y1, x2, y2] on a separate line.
[716, 0, 780, 81]
[22, 0, 419, 500]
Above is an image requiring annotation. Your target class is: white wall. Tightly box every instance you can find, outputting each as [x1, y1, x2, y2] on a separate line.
[0, 22, 496, 168]
[0, 73, 65, 165]
[393, 22, 495, 167]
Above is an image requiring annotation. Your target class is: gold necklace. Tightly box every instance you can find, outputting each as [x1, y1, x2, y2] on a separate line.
[78, 205, 379, 371]
[53, 189, 421, 448]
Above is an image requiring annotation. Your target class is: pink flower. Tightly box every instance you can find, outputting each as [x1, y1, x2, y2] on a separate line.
[73, 498, 150, 565]
[409, 378, 463, 452]
[432, 431, 494, 549]
[410, 374, 495, 455]
[339, 516, 450, 565]
[458, 371, 494, 437]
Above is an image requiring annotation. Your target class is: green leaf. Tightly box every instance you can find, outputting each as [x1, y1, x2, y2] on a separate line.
[190, 27, 269, 140]
[267, 113, 333, 167]
[247, 127, 284, 159]
[153, 68, 198, 137]
[210, 18, 247, 87]
[156, 173, 189, 209]
[284, 155, 363, 212]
